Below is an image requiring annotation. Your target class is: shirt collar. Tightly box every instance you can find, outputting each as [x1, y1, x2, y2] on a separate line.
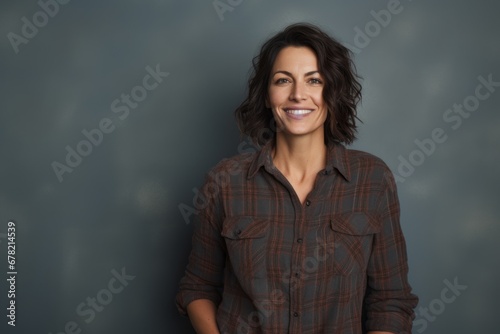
[247, 140, 351, 182]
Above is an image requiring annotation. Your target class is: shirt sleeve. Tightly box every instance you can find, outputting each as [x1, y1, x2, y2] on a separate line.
[364, 168, 419, 333]
[175, 171, 226, 316]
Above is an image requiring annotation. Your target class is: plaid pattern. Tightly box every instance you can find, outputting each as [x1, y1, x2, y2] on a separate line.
[176, 141, 418, 333]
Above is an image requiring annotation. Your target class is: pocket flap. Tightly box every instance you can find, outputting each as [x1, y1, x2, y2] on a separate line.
[330, 212, 380, 235]
[221, 216, 268, 240]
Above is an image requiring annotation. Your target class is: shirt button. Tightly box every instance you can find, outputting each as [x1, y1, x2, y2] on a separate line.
[293, 312, 299, 317]
[305, 200, 311, 206]
[235, 229, 242, 236]
[297, 238, 303, 243]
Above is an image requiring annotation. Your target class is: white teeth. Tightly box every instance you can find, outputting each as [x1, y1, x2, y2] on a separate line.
[285, 109, 312, 115]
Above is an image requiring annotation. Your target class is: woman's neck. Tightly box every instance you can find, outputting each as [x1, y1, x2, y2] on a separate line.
[272, 131, 327, 182]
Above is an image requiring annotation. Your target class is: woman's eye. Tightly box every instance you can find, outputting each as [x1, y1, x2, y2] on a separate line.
[309, 78, 323, 84]
[275, 78, 290, 84]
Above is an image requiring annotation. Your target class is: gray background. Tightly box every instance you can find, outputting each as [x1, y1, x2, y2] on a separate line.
[1, 0, 498, 333]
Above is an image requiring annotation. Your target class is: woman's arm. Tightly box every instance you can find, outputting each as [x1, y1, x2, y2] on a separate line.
[364, 169, 418, 332]
[175, 170, 226, 331]
[186, 299, 220, 334]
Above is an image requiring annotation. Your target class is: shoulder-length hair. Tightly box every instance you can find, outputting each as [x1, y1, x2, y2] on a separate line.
[235, 23, 362, 146]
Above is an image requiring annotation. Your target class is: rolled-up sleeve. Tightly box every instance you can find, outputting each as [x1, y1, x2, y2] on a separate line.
[175, 172, 226, 316]
[364, 169, 419, 333]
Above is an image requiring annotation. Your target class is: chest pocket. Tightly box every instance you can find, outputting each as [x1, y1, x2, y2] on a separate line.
[330, 212, 380, 276]
[221, 216, 269, 282]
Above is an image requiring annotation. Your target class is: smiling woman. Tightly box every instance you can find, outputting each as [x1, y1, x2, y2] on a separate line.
[267, 47, 327, 138]
[176, 23, 418, 334]
[236, 22, 360, 147]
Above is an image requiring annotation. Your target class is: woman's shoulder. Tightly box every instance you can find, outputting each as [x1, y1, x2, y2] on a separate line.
[343, 147, 394, 182]
[346, 148, 389, 168]
[208, 149, 259, 178]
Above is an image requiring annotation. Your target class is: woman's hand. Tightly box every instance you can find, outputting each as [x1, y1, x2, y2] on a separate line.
[186, 299, 220, 334]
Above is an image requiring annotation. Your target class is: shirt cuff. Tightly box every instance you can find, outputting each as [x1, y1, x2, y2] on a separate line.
[175, 290, 221, 316]
[365, 312, 414, 333]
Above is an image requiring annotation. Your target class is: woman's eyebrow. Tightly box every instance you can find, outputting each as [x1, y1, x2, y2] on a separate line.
[272, 70, 320, 77]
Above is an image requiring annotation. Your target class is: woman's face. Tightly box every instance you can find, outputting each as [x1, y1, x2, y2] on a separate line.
[267, 46, 327, 140]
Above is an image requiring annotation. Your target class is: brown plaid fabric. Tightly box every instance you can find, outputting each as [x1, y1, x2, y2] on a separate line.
[176, 140, 418, 333]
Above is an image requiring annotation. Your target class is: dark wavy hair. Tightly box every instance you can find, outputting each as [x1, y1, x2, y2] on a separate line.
[235, 23, 362, 146]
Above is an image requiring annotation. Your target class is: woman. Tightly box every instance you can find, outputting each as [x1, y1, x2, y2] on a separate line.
[176, 23, 418, 334]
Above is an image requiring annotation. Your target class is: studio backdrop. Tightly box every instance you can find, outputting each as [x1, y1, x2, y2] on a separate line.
[1, 0, 498, 333]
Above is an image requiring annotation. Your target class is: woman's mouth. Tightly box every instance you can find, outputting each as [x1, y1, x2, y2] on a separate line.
[285, 109, 313, 115]
[284, 109, 313, 119]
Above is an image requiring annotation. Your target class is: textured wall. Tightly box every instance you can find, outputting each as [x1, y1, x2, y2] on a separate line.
[1, 0, 498, 333]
